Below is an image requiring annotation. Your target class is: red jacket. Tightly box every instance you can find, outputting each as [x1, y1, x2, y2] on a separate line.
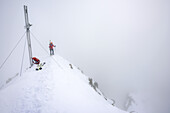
[49, 42, 54, 49]
[32, 57, 40, 64]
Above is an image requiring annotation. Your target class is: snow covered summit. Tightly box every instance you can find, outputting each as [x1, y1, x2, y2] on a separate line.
[0, 55, 127, 113]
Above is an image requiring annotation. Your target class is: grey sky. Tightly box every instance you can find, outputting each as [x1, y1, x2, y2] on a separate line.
[0, 0, 170, 112]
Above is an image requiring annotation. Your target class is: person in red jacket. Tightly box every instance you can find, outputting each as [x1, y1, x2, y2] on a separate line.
[32, 57, 44, 70]
[32, 57, 40, 65]
[49, 40, 56, 55]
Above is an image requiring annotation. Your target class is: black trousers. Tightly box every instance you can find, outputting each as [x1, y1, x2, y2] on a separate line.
[50, 49, 54, 55]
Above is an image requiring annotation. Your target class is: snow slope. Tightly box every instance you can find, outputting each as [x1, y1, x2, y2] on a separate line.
[0, 55, 127, 113]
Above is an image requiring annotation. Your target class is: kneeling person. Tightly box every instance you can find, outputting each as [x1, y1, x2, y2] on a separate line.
[32, 57, 42, 70]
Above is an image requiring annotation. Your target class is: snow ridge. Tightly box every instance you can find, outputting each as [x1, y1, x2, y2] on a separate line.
[0, 55, 127, 113]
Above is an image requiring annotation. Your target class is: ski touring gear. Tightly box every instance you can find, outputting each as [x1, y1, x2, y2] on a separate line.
[35, 62, 46, 71]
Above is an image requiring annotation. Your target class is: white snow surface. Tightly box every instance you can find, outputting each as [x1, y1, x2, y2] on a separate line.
[0, 55, 127, 113]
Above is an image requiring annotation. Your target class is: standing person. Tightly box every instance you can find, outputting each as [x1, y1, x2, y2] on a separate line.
[49, 40, 56, 55]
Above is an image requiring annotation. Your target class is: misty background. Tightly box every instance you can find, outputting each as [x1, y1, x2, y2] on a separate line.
[0, 0, 170, 112]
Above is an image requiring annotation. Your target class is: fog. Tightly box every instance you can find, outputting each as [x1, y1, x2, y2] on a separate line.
[0, 0, 170, 112]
